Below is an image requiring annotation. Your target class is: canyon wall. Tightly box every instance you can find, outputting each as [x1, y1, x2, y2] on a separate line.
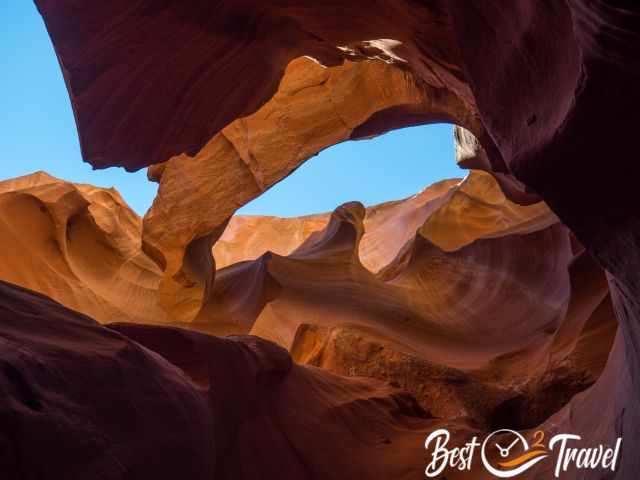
[3, 0, 637, 478]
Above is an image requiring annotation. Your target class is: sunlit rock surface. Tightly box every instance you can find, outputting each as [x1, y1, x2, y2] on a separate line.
[11, 1, 640, 477]
[0, 167, 618, 478]
[0, 172, 166, 324]
[142, 56, 481, 322]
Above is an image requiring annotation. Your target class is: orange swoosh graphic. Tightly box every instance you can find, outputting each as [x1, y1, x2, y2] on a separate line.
[498, 449, 548, 468]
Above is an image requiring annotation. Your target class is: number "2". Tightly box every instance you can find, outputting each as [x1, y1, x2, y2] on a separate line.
[532, 430, 545, 449]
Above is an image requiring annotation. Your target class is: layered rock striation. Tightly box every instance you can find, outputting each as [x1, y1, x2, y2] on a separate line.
[9, 1, 639, 477]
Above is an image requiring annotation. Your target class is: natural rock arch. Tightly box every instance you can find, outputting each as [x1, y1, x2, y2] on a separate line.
[142, 55, 486, 322]
[32, 2, 640, 478]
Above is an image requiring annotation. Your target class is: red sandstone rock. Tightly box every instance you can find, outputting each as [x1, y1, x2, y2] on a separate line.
[0, 172, 166, 324]
[0, 166, 619, 478]
[21, 1, 640, 477]
[1, 279, 452, 480]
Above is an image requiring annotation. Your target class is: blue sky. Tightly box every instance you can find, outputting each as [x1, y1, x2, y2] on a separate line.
[0, 1, 462, 217]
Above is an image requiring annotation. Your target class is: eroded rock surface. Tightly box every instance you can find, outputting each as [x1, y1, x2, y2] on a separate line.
[142, 56, 481, 322]
[1, 279, 447, 480]
[0, 164, 618, 478]
[19, 1, 640, 477]
[0, 172, 166, 324]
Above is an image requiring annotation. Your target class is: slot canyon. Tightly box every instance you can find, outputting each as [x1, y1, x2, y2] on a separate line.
[1, 1, 639, 479]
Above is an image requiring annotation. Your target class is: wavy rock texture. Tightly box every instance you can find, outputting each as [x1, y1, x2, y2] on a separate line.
[0, 280, 445, 480]
[142, 55, 481, 322]
[0, 169, 616, 478]
[446, 5, 640, 478]
[0, 172, 167, 325]
[213, 213, 330, 270]
[0, 167, 618, 478]
[202, 172, 617, 442]
[213, 177, 460, 272]
[34, 3, 477, 171]
[25, 1, 640, 478]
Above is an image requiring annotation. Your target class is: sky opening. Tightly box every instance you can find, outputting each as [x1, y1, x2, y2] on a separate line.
[1, 1, 463, 217]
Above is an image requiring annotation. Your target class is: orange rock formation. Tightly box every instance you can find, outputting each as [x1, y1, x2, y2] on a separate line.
[0, 172, 166, 325]
[5, 1, 637, 477]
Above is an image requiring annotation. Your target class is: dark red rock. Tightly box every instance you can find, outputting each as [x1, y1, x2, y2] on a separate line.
[0, 280, 214, 479]
[34, 0, 468, 171]
[30, 1, 640, 477]
[1, 280, 449, 479]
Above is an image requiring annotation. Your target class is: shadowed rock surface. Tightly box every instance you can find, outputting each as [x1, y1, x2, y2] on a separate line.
[0, 167, 618, 477]
[1, 279, 450, 480]
[7, 0, 639, 478]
